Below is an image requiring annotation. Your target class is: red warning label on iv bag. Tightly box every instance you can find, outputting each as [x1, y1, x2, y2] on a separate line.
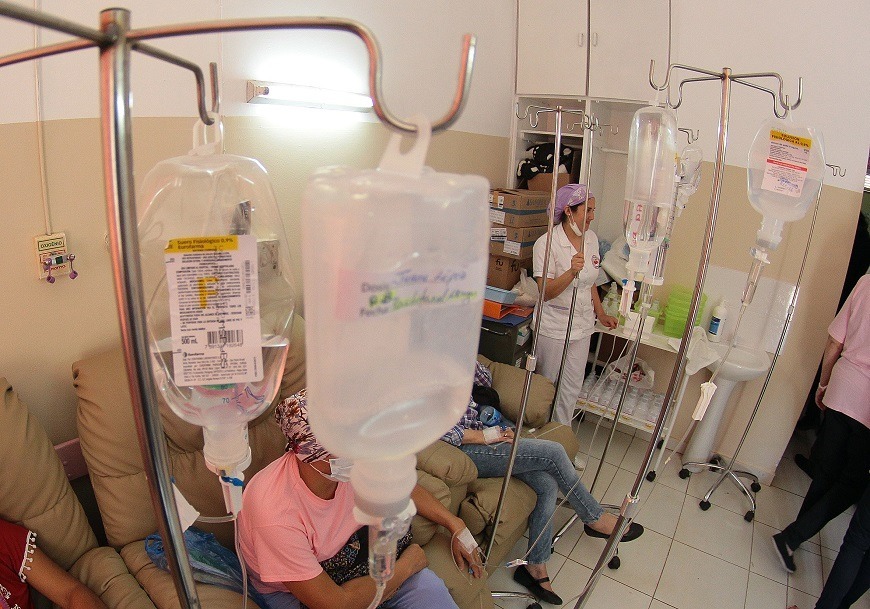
[761, 130, 812, 198]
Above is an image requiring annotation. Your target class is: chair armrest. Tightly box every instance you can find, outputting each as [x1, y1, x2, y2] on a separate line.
[69, 546, 156, 609]
[416, 441, 478, 488]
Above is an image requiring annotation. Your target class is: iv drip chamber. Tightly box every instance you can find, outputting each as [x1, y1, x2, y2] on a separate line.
[138, 140, 296, 514]
[301, 123, 490, 521]
[623, 105, 679, 275]
[677, 144, 704, 207]
[747, 118, 825, 250]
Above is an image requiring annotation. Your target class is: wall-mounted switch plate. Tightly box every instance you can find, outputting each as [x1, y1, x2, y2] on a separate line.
[35, 232, 69, 279]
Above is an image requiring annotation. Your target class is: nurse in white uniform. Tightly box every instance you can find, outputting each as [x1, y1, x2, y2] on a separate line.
[533, 184, 618, 426]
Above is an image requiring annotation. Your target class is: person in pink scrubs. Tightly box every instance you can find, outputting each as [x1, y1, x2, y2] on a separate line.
[774, 275, 870, 575]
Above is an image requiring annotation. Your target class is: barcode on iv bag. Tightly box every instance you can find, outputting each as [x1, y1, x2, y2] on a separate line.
[244, 260, 252, 294]
[207, 329, 244, 348]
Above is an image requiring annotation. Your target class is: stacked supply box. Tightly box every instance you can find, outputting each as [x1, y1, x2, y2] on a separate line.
[487, 189, 550, 290]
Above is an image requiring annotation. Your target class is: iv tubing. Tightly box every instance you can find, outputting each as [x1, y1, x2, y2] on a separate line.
[698, 179, 823, 512]
[573, 67, 734, 609]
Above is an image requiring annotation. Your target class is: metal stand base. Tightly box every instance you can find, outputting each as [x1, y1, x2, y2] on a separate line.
[679, 460, 762, 522]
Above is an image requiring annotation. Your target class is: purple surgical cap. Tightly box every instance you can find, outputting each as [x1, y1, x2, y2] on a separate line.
[553, 183, 592, 224]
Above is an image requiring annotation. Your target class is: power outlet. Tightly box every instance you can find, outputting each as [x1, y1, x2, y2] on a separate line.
[35, 232, 69, 279]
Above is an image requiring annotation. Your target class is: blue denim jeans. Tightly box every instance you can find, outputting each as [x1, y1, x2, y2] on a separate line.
[461, 437, 603, 564]
[260, 568, 458, 609]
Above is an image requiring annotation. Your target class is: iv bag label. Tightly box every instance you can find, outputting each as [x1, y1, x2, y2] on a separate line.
[339, 260, 486, 320]
[761, 130, 811, 198]
[164, 235, 262, 386]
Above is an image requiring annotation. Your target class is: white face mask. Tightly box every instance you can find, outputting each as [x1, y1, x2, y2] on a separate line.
[568, 213, 583, 237]
[314, 457, 354, 483]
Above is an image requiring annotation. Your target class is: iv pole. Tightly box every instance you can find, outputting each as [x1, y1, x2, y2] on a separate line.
[0, 5, 477, 607]
[569, 63, 803, 609]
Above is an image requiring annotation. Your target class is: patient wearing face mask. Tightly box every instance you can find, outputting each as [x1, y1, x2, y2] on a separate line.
[237, 389, 481, 609]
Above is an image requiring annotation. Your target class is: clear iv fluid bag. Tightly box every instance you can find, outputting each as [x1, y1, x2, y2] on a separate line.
[138, 150, 296, 476]
[301, 166, 489, 464]
[623, 106, 678, 274]
[747, 118, 825, 250]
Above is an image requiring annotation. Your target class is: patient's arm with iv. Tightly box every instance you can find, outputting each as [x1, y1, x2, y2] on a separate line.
[411, 485, 484, 578]
[283, 544, 428, 609]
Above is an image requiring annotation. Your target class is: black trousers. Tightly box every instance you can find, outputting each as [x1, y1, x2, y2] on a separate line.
[816, 482, 870, 609]
[783, 408, 870, 550]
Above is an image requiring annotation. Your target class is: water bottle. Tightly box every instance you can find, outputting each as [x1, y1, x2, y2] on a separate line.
[580, 373, 598, 400]
[627, 387, 641, 418]
[638, 391, 655, 422]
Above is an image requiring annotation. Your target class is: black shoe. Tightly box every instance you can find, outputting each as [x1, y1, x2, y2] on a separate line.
[772, 533, 797, 573]
[584, 521, 645, 542]
[512, 564, 563, 605]
[794, 454, 814, 478]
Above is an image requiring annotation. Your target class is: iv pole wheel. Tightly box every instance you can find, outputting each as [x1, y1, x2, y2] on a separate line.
[646, 470, 657, 482]
[608, 555, 621, 569]
[699, 500, 711, 511]
[679, 468, 691, 479]
[751, 482, 762, 493]
[709, 456, 723, 466]
[744, 510, 755, 523]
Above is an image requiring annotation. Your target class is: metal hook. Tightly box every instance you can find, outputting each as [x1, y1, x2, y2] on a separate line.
[826, 163, 846, 177]
[678, 127, 698, 143]
[132, 41, 214, 125]
[209, 62, 219, 115]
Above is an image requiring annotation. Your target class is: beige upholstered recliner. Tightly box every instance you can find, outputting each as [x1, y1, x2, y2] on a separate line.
[0, 377, 153, 609]
[72, 317, 578, 609]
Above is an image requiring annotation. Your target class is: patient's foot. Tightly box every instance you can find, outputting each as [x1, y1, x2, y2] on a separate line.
[588, 512, 618, 535]
[525, 564, 554, 592]
[585, 512, 644, 542]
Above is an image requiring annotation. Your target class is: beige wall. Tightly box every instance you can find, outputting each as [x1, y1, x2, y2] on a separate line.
[0, 116, 509, 444]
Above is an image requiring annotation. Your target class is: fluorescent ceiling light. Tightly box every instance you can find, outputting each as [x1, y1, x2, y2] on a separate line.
[246, 80, 373, 112]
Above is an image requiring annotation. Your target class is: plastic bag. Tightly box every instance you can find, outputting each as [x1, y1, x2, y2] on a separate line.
[145, 527, 268, 608]
[603, 356, 654, 390]
[512, 268, 540, 307]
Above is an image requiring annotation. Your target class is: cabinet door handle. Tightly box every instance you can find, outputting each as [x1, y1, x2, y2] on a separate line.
[592, 32, 598, 47]
[578, 32, 585, 48]
[480, 326, 510, 337]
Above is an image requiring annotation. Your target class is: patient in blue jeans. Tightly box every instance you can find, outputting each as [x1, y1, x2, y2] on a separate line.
[440, 362, 644, 605]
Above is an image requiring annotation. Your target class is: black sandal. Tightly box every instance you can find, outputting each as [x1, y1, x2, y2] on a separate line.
[512, 564, 563, 605]
[584, 521, 644, 542]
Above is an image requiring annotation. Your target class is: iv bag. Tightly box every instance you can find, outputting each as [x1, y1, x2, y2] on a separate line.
[747, 118, 825, 250]
[623, 106, 678, 275]
[677, 144, 704, 205]
[138, 129, 295, 513]
[301, 119, 489, 520]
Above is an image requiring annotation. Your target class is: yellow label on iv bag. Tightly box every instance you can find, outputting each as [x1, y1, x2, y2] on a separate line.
[165, 235, 239, 253]
[761, 130, 811, 198]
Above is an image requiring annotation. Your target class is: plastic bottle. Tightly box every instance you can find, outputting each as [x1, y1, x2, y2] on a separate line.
[623, 105, 679, 276]
[708, 300, 728, 343]
[580, 372, 598, 401]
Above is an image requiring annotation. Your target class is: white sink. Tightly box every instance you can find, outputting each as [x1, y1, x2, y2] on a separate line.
[683, 343, 771, 471]
[705, 343, 771, 381]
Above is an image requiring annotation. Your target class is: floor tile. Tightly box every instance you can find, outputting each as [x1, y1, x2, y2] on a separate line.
[549, 558, 651, 609]
[575, 418, 633, 467]
[750, 521, 788, 585]
[594, 528, 671, 597]
[634, 481, 686, 539]
[786, 586, 819, 609]
[577, 456, 619, 498]
[754, 484, 805, 531]
[622, 439, 689, 494]
[674, 494, 753, 569]
[746, 572, 787, 609]
[655, 541, 748, 609]
[551, 504, 582, 558]
[788, 547, 825, 598]
[649, 602, 677, 609]
[770, 452, 812, 498]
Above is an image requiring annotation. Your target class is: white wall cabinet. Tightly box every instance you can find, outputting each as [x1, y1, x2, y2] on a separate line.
[516, 0, 669, 102]
[516, 0, 587, 96]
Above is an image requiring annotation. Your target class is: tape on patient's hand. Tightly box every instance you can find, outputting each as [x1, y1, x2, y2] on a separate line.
[483, 426, 502, 444]
[456, 527, 479, 554]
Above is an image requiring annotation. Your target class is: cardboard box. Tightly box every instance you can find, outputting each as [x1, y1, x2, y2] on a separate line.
[490, 223, 548, 244]
[527, 173, 570, 192]
[490, 189, 549, 211]
[486, 254, 532, 291]
[489, 207, 550, 228]
[489, 239, 535, 259]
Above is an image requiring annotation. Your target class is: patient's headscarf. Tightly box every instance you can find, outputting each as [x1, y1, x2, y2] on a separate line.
[274, 389, 330, 464]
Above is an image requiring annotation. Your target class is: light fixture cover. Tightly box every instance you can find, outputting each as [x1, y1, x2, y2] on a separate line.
[246, 80, 373, 112]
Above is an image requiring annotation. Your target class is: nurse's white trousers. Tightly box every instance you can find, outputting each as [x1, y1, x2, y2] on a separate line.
[535, 333, 592, 426]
